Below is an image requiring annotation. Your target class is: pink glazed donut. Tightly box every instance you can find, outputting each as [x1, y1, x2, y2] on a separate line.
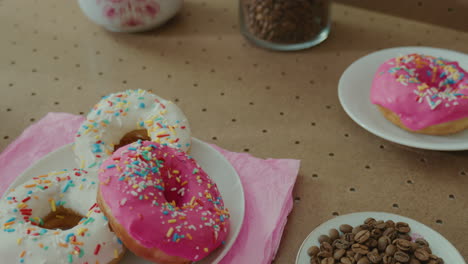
[97, 140, 230, 264]
[371, 53, 468, 135]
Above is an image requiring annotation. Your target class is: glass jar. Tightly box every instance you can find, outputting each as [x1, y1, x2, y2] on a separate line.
[240, 0, 330, 51]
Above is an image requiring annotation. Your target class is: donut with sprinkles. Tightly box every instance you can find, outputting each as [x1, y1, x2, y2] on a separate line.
[97, 140, 230, 264]
[74, 89, 191, 170]
[0, 169, 125, 264]
[371, 53, 468, 135]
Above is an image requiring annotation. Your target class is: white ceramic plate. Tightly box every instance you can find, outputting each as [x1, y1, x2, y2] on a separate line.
[338, 46, 468, 151]
[4, 138, 245, 264]
[296, 212, 465, 264]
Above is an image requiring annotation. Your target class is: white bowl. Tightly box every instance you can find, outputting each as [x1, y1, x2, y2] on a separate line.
[296, 212, 465, 264]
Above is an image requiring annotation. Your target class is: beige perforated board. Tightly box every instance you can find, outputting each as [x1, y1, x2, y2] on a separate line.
[1, 0, 468, 262]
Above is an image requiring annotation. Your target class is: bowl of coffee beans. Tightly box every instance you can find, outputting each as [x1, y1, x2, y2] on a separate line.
[295, 212, 465, 264]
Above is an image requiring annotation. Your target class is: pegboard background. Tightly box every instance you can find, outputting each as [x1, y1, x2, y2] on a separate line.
[1, 0, 468, 262]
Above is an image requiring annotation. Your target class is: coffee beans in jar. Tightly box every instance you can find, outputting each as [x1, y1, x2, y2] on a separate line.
[307, 218, 444, 264]
[239, 0, 330, 51]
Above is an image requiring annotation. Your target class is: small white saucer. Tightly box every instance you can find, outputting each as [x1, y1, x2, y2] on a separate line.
[338, 46, 468, 151]
[295, 212, 465, 264]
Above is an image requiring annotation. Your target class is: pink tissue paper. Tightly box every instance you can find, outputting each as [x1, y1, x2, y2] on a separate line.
[0, 112, 300, 264]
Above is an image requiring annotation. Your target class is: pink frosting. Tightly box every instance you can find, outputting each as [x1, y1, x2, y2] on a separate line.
[98, 141, 230, 261]
[370, 53, 468, 130]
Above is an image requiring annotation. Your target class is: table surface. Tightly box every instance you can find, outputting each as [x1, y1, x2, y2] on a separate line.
[1, 0, 468, 262]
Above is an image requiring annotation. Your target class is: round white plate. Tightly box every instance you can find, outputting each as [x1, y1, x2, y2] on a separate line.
[4, 138, 245, 264]
[296, 212, 465, 264]
[338, 46, 468, 151]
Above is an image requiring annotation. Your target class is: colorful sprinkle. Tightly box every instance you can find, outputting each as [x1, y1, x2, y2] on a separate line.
[94, 244, 101, 255]
[166, 227, 174, 238]
[50, 199, 56, 212]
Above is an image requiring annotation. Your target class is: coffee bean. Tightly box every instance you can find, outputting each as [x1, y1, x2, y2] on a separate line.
[409, 241, 419, 252]
[394, 250, 410, 262]
[414, 238, 429, 248]
[319, 235, 332, 244]
[383, 227, 398, 240]
[357, 256, 370, 264]
[320, 257, 334, 264]
[343, 233, 355, 243]
[367, 249, 382, 263]
[385, 244, 397, 255]
[364, 218, 376, 226]
[364, 238, 378, 248]
[320, 241, 333, 253]
[333, 239, 351, 249]
[333, 249, 346, 260]
[317, 251, 332, 258]
[308, 246, 320, 256]
[329, 228, 340, 241]
[374, 220, 387, 230]
[359, 224, 371, 231]
[355, 230, 371, 243]
[398, 233, 412, 241]
[409, 257, 422, 264]
[310, 256, 320, 264]
[378, 236, 391, 252]
[346, 250, 356, 258]
[354, 253, 363, 261]
[352, 226, 364, 235]
[394, 238, 412, 251]
[340, 224, 353, 234]
[351, 243, 369, 255]
[340, 257, 353, 264]
[382, 255, 394, 264]
[396, 222, 411, 233]
[385, 220, 395, 228]
[370, 228, 382, 239]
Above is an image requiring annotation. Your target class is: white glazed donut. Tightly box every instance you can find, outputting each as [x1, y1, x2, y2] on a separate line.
[0, 169, 124, 264]
[74, 89, 191, 170]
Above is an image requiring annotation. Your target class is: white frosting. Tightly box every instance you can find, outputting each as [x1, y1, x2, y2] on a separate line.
[74, 89, 191, 170]
[0, 169, 124, 264]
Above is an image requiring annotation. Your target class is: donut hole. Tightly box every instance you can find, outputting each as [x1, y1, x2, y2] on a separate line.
[414, 67, 441, 88]
[114, 129, 151, 152]
[39, 206, 83, 230]
[162, 185, 183, 207]
[160, 171, 188, 208]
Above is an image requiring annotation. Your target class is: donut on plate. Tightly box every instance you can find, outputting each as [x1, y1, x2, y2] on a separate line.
[97, 140, 230, 264]
[0, 169, 125, 263]
[74, 89, 191, 170]
[370, 53, 468, 135]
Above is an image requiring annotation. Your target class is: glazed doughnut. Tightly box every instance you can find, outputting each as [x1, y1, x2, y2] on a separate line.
[0, 169, 125, 264]
[371, 53, 468, 135]
[97, 140, 230, 264]
[74, 89, 191, 169]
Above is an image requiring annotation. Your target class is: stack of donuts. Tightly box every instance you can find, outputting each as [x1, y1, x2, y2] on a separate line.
[0, 89, 230, 264]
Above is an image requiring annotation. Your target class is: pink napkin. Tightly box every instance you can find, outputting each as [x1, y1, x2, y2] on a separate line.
[0, 112, 300, 264]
